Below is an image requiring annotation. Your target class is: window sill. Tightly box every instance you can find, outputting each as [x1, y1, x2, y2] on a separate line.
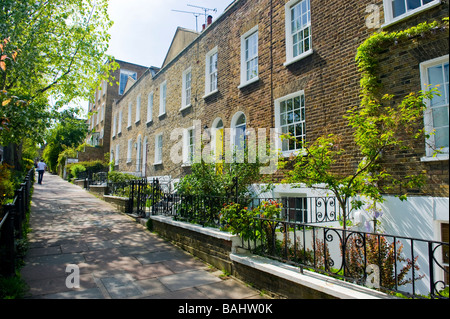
[158, 113, 166, 118]
[238, 77, 260, 89]
[420, 154, 449, 162]
[284, 49, 314, 67]
[181, 162, 192, 167]
[203, 89, 219, 99]
[180, 104, 192, 112]
[153, 161, 162, 166]
[146, 120, 153, 125]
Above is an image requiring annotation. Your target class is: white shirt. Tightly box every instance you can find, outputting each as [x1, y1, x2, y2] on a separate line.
[37, 162, 46, 171]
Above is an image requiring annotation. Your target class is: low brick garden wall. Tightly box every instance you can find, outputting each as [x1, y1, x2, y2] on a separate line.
[147, 215, 389, 299]
[103, 195, 130, 214]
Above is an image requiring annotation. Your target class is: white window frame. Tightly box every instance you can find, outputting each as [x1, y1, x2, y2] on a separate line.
[136, 94, 141, 123]
[102, 80, 107, 96]
[100, 104, 104, 123]
[204, 46, 218, 98]
[159, 81, 167, 117]
[230, 112, 247, 153]
[136, 135, 142, 173]
[420, 55, 449, 161]
[239, 25, 259, 89]
[274, 90, 307, 157]
[142, 137, 148, 176]
[118, 110, 122, 135]
[112, 113, 117, 137]
[382, 0, 441, 27]
[284, 0, 313, 67]
[147, 92, 154, 123]
[181, 67, 192, 110]
[183, 127, 196, 166]
[127, 139, 133, 163]
[154, 133, 163, 165]
[115, 144, 120, 165]
[127, 102, 132, 128]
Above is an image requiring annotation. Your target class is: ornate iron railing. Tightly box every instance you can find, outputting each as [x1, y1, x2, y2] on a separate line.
[240, 217, 449, 299]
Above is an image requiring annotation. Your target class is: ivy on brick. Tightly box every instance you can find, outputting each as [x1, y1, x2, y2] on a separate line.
[356, 17, 449, 99]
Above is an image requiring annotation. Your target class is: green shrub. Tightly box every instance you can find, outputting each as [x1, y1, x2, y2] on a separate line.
[70, 164, 86, 179]
[107, 171, 140, 183]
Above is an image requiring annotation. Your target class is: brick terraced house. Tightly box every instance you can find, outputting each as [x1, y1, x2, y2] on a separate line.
[105, 0, 448, 283]
[86, 60, 156, 154]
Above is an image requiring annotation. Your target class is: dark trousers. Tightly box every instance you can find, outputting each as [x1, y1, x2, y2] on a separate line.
[38, 170, 45, 184]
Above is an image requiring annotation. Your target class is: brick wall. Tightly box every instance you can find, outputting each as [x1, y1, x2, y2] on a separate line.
[110, 0, 449, 197]
[364, 1, 449, 197]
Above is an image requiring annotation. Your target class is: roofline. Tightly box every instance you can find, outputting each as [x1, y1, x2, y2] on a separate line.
[114, 0, 242, 105]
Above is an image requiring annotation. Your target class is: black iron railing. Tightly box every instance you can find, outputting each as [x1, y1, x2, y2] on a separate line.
[0, 168, 35, 277]
[240, 217, 449, 299]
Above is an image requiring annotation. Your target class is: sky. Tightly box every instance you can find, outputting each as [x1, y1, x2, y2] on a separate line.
[106, 0, 233, 68]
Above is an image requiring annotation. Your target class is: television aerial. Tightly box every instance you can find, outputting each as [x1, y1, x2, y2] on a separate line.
[172, 4, 217, 32]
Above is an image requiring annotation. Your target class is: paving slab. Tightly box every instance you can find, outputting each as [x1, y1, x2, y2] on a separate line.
[21, 173, 267, 300]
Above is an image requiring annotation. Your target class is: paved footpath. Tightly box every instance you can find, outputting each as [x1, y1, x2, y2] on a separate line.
[21, 173, 266, 299]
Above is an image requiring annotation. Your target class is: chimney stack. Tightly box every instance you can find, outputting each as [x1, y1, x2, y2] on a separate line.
[207, 15, 213, 26]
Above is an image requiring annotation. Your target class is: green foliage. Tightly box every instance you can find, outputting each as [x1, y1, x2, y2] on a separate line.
[65, 160, 107, 180]
[176, 146, 272, 199]
[107, 171, 140, 183]
[43, 109, 88, 173]
[0, 163, 14, 205]
[70, 164, 86, 179]
[220, 203, 259, 241]
[0, 0, 117, 146]
[220, 200, 283, 241]
[0, 274, 28, 299]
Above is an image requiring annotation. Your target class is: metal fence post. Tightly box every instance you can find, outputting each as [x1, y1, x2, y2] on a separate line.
[0, 207, 16, 277]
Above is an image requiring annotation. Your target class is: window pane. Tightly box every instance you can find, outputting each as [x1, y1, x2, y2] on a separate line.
[435, 127, 449, 149]
[294, 96, 301, 109]
[428, 65, 444, 85]
[290, 0, 311, 58]
[432, 106, 449, 128]
[280, 101, 286, 113]
[392, 0, 406, 17]
[407, 0, 421, 11]
[278, 94, 306, 152]
[428, 64, 448, 107]
[236, 114, 246, 126]
[286, 98, 293, 111]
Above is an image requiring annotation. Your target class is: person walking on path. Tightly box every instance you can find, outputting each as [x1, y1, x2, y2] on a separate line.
[36, 159, 46, 184]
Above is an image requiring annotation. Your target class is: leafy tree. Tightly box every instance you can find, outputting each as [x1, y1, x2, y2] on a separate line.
[176, 145, 272, 200]
[0, 0, 117, 168]
[43, 109, 88, 173]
